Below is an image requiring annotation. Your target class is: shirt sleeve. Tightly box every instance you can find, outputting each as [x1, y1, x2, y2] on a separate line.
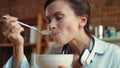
[3, 56, 30, 68]
[112, 46, 120, 68]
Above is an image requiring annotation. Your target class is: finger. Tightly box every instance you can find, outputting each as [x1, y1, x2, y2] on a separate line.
[4, 27, 21, 39]
[11, 26, 24, 34]
[2, 22, 23, 37]
[2, 16, 18, 33]
[8, 21, 21, 29]
[2, 21, 18, 33]
[59, 64, 68, 68]
[7, 33, 15, 40]
[4, 14, 10, 17]
[2, 25, 13, 37]
[19, 27, 24, 32]
[8, 24, 24, 34]
[59, 65, 64, 68]
[3, 15, 18, 24]
[10, 22, 24, 33]
[6, 33, 20, 45]
[3, 14, 10, 19]
[5, 17, 18, 24]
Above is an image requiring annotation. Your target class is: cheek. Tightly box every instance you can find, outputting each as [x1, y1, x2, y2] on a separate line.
[66, 22, 79, 35]
[54, 16, 79, 45]
[59, 19, 79, 32]
[59, 18, 79, 38]
[52, 24, 72, 46]
[56, 22, 78, 45]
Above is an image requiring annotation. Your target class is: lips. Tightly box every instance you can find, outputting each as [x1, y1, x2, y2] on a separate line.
[50, 30, 59, 37]
[51, 32, 58, 37]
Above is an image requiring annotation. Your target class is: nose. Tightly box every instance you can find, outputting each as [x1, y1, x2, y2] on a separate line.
[49, 19, 56, 31]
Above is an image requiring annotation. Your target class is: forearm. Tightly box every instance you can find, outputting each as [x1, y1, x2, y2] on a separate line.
[13, 45, 24, 68]
[2, 15, 27, 68]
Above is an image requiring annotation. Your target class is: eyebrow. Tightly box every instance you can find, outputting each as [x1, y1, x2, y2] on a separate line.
[46, 11, 62, 20]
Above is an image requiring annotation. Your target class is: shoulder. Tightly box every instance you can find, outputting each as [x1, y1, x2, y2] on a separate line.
[111, 44, 120, 57]
[93, 36, 120, 55]
[109, 44, 120, 67]
[94, 37, 120, 61]
[103, 42, 120, 62]
[106, 43, 120, 55]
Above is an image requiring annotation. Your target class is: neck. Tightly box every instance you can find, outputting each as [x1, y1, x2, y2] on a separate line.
[69, 30, 91, 55]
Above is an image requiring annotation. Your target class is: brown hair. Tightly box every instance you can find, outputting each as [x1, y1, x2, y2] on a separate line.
[44, 0, 92, 38]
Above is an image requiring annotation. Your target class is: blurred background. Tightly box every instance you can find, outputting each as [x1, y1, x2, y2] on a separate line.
[0, 0, 120, 67]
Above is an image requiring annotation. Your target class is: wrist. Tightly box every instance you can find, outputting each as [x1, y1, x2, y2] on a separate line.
[13, 44, 25, 68]
[13, 44, 24, 56]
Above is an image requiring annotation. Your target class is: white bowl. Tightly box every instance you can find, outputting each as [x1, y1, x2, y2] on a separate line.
[36, 54, 73, 68]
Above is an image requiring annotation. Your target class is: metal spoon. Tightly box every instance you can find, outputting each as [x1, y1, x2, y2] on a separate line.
[2, 15, 51, 35]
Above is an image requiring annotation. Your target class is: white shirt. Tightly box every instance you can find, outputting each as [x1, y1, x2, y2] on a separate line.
[3, 37, 120, 68]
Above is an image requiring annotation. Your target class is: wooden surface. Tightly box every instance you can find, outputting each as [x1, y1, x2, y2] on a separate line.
[35, 14, 49, 54]
[0, 43, 35, 47]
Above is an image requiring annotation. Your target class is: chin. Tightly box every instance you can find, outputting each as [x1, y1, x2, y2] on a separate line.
[54, 40, 68, 47]
[53, 36, 70, 46]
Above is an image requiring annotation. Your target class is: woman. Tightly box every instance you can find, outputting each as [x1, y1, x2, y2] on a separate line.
[3, 0, 120, 68]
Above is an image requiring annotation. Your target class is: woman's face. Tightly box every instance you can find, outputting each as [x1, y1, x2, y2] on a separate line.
[46, 0, 83, 46]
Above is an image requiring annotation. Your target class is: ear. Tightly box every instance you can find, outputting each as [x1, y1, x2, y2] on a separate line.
[79, 16, 87, 27]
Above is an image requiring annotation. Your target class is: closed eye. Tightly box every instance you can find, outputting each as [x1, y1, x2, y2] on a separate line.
[55, 14, 64, 21]
[46, 11, 64, 23]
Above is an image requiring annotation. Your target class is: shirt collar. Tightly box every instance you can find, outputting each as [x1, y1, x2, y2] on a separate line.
[61, 36, 107, 55]
[93, 36, 107, 54]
